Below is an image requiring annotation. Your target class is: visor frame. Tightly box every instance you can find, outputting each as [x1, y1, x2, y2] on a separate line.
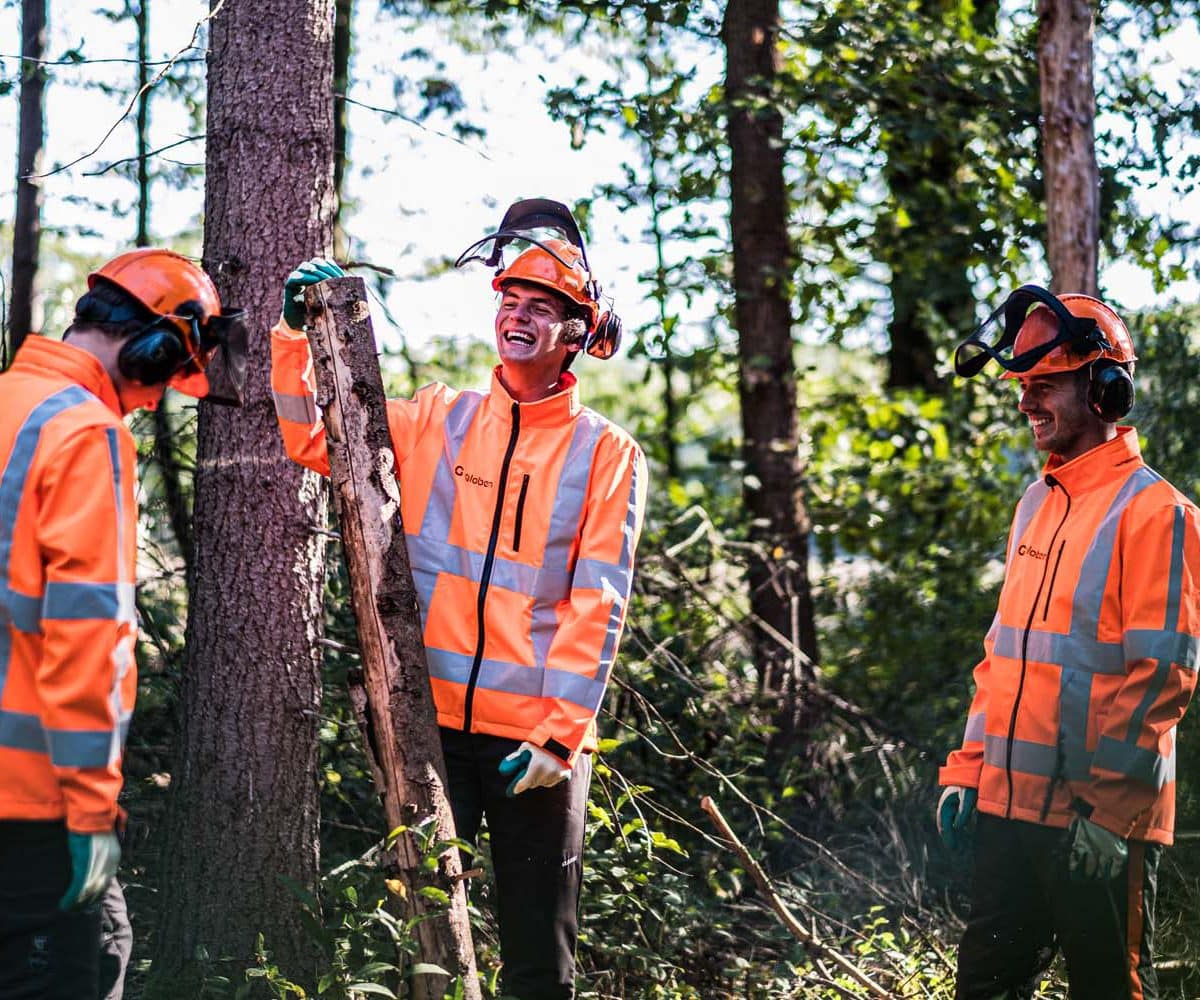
[953, 284, 1110, 379]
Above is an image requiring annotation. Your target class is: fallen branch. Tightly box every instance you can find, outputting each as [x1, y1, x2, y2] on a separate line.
[699, 795, 891, 998]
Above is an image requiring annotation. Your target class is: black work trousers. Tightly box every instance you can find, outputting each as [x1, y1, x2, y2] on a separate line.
[440, 727, 591, 1000]
[0, 820, 102, 1000]
[956, 813, 1160, 1000]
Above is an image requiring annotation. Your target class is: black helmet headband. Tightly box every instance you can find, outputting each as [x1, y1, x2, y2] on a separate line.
[953, 284, 1112, 379]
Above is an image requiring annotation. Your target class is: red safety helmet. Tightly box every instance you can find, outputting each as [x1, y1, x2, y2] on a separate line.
[491, 239, 600, 329]
[88, 248, 246, 404]
[1000, 293, 1136, 379]
[954, 285, 1135, 380]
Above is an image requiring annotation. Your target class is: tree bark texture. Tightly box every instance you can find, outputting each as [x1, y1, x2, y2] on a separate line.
[147, 0, 336, 993]
[722, 0, 820, 733]
[333, 0, 352, 259]
[305, 277, 480, 999]
[1037, 0, 1099, 295]
[9, 0, 47, 358]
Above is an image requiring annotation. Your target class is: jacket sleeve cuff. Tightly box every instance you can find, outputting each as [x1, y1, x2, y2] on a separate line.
[528, 731, 575, 768]
[273, 316, 308, 342]
[938, 763, 981, 788]
[66, 807, 120, 835]
[1077, 796, 1137, 838]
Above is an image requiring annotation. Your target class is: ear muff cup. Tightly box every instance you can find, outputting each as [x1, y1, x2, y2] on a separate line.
[117, 324, 188, 385]
[586, 310, 623, 360]
[1088, 360, 1135, 422]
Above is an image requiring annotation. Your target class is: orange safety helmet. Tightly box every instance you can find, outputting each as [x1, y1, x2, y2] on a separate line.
[954, 285, 1135, 381]
[491, 238, 600, 329]
[87, 248, 246, 403]
[1000, 293, 1136, 379]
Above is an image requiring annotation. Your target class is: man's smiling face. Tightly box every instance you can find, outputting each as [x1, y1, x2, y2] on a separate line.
[494, 281, 579, 378]
[1016, 368, 1107, 462]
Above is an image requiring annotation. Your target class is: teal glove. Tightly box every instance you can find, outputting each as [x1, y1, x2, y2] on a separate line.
[281, 258, 345, 330]
[936, 785, 977, 852]
[1067, 813, 1128, 881]
[59, 830, 121, 911]
[498, 742, 571, 797]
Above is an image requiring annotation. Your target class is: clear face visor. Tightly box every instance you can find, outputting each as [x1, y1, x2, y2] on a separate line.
[455, 196, 603, 292]
[166, 307, 248, 406]
[953, 284, 1111, 379]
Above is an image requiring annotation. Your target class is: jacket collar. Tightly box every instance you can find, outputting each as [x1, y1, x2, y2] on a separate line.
[486, 366, 582, 427]
[1042, 425, 1142, 494]
[12, 335, 123, 417]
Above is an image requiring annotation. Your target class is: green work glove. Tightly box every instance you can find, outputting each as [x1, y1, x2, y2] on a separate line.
[58, 830, 121, 911]
[936, 785, 977, 852]
[281, 258, 345, 330]
[498, 742, 572, 797]
[1067, 812, 1128, 881]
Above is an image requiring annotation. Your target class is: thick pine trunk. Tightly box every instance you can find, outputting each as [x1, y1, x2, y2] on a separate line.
[147, 0, 335, 993]
[723, 0, 819, 746]
[9, 0, 47, 357]
[1037, 0, 1099, 295]
[333, 0, 352, 259]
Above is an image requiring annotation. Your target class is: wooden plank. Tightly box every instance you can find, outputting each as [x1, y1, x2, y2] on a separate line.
[305, 277, 480, 1000]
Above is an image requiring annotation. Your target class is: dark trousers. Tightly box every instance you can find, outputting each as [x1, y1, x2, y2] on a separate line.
[0, 820, 102, 1000]
[440, 728, 591, 1000]
[956, 813, 1160, 1000]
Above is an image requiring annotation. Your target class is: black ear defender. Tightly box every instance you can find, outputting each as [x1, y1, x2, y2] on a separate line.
[585, 306, 623, 360]
[117, 321, 188, 385]
[116, 299, 205, 386]
[1088, 359, 1135, 422]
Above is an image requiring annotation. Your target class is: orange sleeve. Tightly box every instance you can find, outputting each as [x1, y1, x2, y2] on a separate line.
[36, 423, 138, 832]
[528, 433, 647, 764]
[272, 318, 435, 475]
[939, 653, 989, 788]
[1085, 501, 1200, 836]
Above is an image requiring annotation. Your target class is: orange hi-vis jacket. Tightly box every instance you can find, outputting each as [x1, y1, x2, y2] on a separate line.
[271, 323, 647, 766]
[941, 427, 1200, 844]
[0, 337, 138, 834]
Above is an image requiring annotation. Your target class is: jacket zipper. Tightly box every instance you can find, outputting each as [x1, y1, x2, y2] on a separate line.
[462, 403, 521, 733]
[1004, 474, 1071, 818]
[1041, 540, 1066, 621]
[513, 474, 530, 552]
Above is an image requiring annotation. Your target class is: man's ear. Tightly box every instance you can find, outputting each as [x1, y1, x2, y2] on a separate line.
[562, 317, 588, 347]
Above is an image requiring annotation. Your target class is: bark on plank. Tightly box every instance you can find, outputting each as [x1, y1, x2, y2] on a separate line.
[306, 277, 480, 1000]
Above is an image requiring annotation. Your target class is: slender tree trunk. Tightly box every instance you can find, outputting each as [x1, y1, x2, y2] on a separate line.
[723, 0, 819, 748]
[9, 0, 47, 359]
[134, 0, 151, 247]
[1037, 0, 1098, 294]
[333, 0, 352, 259]
[147, 0, 335, 994]
[648, 159, 680, 479]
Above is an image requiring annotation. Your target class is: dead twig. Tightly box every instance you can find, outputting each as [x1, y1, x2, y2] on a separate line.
[700, 795, 891, 998]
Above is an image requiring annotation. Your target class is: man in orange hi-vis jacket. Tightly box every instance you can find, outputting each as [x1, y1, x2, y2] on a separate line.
[940, 285, 1200, 1000]
[0, 249, 244, 1000]
[271, 200, 646, 1000]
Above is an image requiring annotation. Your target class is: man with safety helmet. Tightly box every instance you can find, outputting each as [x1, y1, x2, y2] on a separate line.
[940, 286, 1200, 999]
[270, 200, 646, 999]
[0, 248, 243, 998]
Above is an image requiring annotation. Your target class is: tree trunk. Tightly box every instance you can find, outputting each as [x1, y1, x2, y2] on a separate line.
[134, 0, 151, 247]
[333, 0, 352, 259]
[9, 0, 47, 360]
[722, 0, 819, 746]
[305, 277, 480, 999]
[146, 0, 335, 993]
[1037, 0, 1099, 295]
